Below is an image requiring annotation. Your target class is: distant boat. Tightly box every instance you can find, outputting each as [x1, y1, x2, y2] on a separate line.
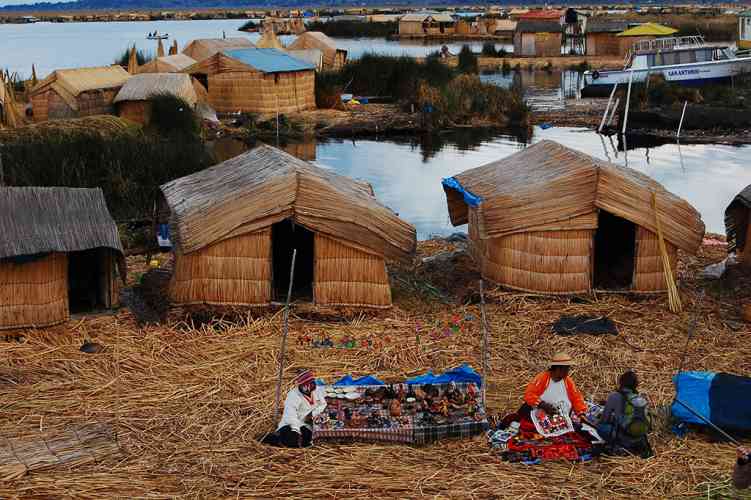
[146, 32, 169, 40]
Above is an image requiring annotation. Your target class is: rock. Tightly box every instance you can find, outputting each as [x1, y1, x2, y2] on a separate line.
[446, 232, 468, 243]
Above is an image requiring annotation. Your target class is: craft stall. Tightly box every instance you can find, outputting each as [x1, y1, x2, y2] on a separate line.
[313, 365, 488, 445]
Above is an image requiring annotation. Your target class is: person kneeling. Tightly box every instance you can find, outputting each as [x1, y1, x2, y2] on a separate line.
[596, 370, 653, 458]
[275, 369, 327, 448]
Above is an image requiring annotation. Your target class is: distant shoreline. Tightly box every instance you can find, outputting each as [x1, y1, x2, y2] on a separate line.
[0, 9, 260, 23]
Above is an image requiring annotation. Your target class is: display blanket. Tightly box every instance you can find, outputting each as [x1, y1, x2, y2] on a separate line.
[313, 380, 488, 445]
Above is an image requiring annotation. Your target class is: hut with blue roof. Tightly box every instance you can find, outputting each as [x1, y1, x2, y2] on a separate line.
[183, 48, 315, 114]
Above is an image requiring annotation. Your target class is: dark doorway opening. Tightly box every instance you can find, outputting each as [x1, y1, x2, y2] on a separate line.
[593, 211, 636, 290]
[194, 73, 209, 91]
[272, 219, 315, 301]
[68, 249, 105, 313]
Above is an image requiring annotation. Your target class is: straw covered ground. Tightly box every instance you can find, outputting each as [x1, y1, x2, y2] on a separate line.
[0, 238, 749, 498]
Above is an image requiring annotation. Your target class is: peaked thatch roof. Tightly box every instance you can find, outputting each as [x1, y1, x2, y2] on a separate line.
[586, 18, 630, 33]
[443, 140, 705, 253]
[725, 184, 751, 254]
[113, 73, 198, 106]
[287, 32, 346, 68]
[181, 37, 255, 63]
[0, 187, 124, 262]
[161, 144, 416, 261]
[30, 66, 130, 99]
[137, 54, 197, 74]
[256, 30, 285, 49]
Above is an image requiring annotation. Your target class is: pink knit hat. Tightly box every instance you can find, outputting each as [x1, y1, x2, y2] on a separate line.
[295, 370, 315, 386]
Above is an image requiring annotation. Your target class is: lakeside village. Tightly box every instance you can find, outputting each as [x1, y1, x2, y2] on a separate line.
[1, 7, 751, 498]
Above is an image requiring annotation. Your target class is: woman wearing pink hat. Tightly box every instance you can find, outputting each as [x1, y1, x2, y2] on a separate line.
[275, 369, 327, 448]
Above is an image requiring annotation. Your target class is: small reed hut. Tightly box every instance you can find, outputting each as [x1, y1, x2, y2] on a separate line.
[181, 37, 255, 63]
[161, 144, 416, 309]
[514, 20, 563, 57]
[725, 184, 751, 267]
[256, 29, 285, 49]
[137, 54, 197, 74]
[442, 140, 705, 295]
[585, 18, 630, 56]
[113, 73, 200, 125]
[398, 12, 456, 36]
[29, 66, 130, 123]
[184, 48, 315, 114]
[0, 187, 125, 330]
[287, 32, 348, 71]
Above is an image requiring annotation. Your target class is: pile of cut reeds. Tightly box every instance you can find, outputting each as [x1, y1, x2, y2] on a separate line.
[0, 240, 747, 498]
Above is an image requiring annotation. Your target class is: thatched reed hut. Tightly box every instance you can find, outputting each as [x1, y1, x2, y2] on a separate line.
[113, 73, 200, 125]
[29, 66, 130, 123]
[442, 141, 705, 295]
[256, 29, 285, 49]
[137, 54, 197, 74]
[514, 20, 563, 57]
[725, 184, 751, 267]
[181, 38, 255, 63]
[0, 187, 125, 330]
[287, 32, 347, 71]
[286, 49, 324, 72]
[161, 144, 416, 309]
[184, 48, 315, 114]
[585, 18, 630, 56]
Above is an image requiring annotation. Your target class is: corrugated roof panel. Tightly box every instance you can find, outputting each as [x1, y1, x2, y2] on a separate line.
[224, 48, 315, 73]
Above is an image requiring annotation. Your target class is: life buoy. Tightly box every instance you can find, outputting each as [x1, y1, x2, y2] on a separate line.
[591, 70, 600, 80]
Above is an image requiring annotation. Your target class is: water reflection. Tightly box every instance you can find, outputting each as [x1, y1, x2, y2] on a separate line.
[481, 70, 583, 111]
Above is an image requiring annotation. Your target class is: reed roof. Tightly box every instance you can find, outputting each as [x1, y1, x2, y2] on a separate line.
[724, 184, 751, 254]
[137, 54, 197, 74]
[30, 66, 130, 99]
[0, 187, 124, 261]
[516, 19, 563, 33]
[400, 12, 454, 23]
[443, 140, 704, 253]
[255, 30, 285, 49]
[181, 37, 255, 62]
[113, 73, 198, 106]
[161, 144, 416, 261]
[288, 32, 346, 61]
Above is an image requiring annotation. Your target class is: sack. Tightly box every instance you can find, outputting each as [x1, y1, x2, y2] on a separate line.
[621, 391, 650, 437]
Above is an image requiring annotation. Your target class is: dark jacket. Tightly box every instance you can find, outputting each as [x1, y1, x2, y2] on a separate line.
[734, 457, 751, 490]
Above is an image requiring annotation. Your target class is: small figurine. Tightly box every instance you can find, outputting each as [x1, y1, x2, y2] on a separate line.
[389, 398, 402, 417]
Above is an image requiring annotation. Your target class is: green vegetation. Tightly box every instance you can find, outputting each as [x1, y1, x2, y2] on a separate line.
[1, 120, 212, 220]
[481, 42, 508, 58]
[147, 94, 201, 138]
[114, 47, 153, 68]
[305, 20, 398, 38]
[457, 45, 479, 74]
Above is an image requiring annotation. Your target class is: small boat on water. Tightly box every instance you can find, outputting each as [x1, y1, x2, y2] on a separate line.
[582, 36, 751, 96]
[146, 32, 169, 40]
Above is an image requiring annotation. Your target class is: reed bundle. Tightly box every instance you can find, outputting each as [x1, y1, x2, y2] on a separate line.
[0, 423, 120, 481]
[652, 192, 682, 313]
[0, 241, 747, 497]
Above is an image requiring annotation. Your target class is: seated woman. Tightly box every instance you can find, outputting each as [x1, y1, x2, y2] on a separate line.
[519, 352, 589, 432]
[596, 370, 653, 458]
[268, 369, 327, 448]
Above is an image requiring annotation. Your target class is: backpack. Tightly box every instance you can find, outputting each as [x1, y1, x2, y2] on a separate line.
[620, 391, 650, 437]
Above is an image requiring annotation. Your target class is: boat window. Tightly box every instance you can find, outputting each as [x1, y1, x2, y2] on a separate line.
[647, 54, 656, 67]
[678, 50, 696, 64]
[695, 49, 711, 62]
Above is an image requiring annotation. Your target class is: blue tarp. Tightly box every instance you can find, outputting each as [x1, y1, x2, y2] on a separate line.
[672, 371, 751, 433]
[329, 364, 481, 387]
[224, 48, 316, 73]
[671, 371, 714, 425]
[442, 177, 482, 207]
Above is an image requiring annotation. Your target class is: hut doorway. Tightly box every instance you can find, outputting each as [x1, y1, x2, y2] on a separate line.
[67, 249, 107, 313]
[272, 220, 314, 301]
[593, 211, 636, 290]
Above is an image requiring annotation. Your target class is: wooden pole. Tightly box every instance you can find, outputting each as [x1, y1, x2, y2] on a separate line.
[677, 100, 688, 139]
[479, 280, 489, 406]
[598, 82, 618, 133]
[273, 249, 297, 424]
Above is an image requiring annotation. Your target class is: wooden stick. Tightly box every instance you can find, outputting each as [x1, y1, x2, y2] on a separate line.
[652, 192, 682, 313]
[479, 279, 489, 406]
[273, 248, 297, 423]
[674, 398, 740, 445]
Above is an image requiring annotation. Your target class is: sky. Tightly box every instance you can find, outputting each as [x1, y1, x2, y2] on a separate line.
[1, 0, 71, 5]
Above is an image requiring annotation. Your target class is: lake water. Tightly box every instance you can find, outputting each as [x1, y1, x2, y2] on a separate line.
[227, 127, 748, 239]
[0, 19, 512, 77]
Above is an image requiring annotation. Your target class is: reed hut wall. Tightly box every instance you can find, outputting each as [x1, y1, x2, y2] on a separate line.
[206, 70, 314, 114]
[117, 101, 150, 125]
[313, 233, 391, 308]
[32, 88, 118, 123]
[632, 226, 678, 292]
[586, 32, 622, 56]
[0, 253, 68, 329]
[169, 229, 272, 307]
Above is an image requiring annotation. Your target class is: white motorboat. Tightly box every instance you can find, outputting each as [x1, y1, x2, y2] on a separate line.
[582, 36, 751, 95]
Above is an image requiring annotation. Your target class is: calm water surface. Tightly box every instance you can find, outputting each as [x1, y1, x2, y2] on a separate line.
[310, 127, 749, 238]
[0, 19, 511, 77]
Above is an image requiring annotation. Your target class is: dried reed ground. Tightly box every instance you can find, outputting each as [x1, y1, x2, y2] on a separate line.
[0, 240, 749, 498]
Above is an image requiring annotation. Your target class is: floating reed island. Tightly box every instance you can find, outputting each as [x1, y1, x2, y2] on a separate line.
[0, 235, 748, 498]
